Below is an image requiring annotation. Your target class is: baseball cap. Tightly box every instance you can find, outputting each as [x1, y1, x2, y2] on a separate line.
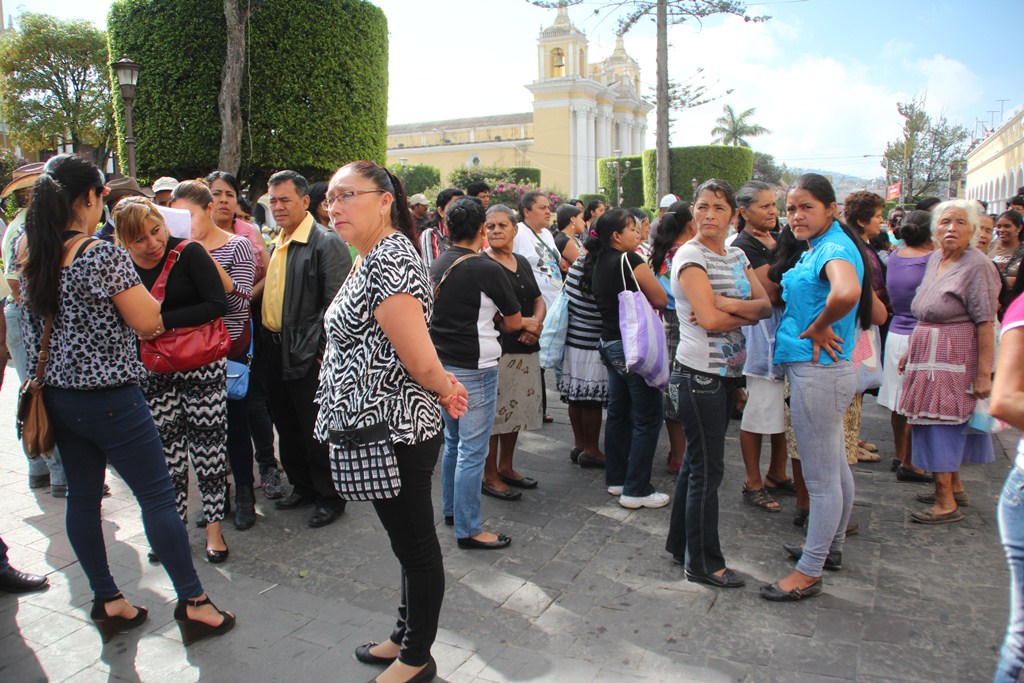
[659, 194, 680, 209]
[152, 176, 179, 193]
[409, 194, 429, 207]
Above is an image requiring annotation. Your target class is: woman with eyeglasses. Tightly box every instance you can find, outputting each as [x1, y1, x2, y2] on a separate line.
[317, 161, 468, 683]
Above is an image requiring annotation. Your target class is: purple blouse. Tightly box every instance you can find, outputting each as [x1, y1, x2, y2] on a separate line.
[886, 251, 931, 335]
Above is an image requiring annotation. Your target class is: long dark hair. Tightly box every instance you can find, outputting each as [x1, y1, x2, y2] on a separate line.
[649, 201, 693, 274]
[23, 154, 105, 317]
[767, 225, 808, 286]
[340, 160, 419, 254]
[791, 173, 874, 329]
[581, 208, 632, 294]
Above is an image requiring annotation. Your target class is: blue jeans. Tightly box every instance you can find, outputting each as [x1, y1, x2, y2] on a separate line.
[441, 365, 499, 539]
[6, 302, 65, 484]
[44, 385, 203, 600]
[786, 361, 857, 577]
[996, 465, 1024, 683]
[665, 365, 733, 576]
[599, 340, 662, 497]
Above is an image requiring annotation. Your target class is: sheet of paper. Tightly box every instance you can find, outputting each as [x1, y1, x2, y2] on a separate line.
[158, 206, 192, 240]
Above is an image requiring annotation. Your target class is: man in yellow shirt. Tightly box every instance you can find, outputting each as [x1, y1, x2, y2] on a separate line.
[260, 170, 351, 528]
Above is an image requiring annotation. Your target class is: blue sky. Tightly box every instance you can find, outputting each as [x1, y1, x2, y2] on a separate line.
[16, 0, 1022, 178]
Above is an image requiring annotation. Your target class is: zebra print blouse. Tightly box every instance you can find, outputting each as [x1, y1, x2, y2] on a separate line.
[314, 232, 443, 445]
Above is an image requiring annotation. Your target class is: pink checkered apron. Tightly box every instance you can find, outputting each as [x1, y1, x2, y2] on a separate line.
[897, 321, 977, 424]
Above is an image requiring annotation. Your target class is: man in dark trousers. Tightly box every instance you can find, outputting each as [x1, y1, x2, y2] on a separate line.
[261, 170, 351, 528]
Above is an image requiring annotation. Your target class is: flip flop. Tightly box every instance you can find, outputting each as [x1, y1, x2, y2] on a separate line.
[910, 508, 963, 524]
[499, 474, 538, 489]
[482, 483, 522, 501]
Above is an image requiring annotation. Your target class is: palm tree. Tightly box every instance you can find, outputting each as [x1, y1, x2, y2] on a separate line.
[710, 104, 770, 147]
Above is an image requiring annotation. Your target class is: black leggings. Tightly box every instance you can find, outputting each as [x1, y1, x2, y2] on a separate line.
[371, 432, 445, 666]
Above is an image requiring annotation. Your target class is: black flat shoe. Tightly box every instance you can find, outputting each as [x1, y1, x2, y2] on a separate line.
[684, 568, 746, 588]
[364, 656, 437, 683]
[481, 484, 522, 501]
[275, 491, 314, 510]
[499, 474, 538, 489]
[206, 535, 229, 564]
[443, 516, 454, 526]
[569, 447, 582, 464]
[577, 454, 605, 469]
[793, 507, 809, 527]
[0, 566, 49, 593]
[760, 578, 823, 602]
[354, 641, 397, 665]
[90, 593, 148, 644]
[457, 534, 511, 550]
[174, 595, 235, 646]
[896, 466, 933, 483]
[147, 551, 160, 564]
[783, 542, 842, 570]
[309, 505, 341, 528]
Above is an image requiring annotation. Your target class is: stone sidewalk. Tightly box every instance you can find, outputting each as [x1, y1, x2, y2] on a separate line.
[0, 361, 1016, 682]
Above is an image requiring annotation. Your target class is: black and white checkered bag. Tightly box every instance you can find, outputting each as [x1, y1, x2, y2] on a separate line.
[327, 421, 401, 501]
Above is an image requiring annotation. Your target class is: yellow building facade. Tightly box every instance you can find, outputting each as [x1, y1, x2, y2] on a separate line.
[966, 107, 1024, 209]
[385, 7, 652, 197]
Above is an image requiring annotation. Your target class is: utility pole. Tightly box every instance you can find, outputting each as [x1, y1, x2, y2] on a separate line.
[654, 0, 670, 201]
[988, 110, 999, 130]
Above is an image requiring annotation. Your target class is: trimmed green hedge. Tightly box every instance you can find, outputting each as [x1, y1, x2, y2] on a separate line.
[578, 193, 608, 210]
[596, 155, 643, 208]
[391, 164, 440, 196]
[642, 146, 754, 208]
[108, 0, 387, 186]
[447, 165, 542, 189]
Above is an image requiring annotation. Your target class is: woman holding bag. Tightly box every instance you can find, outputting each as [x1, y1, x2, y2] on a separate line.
[664, 179, 771, 587]
[316, 160, 467, 683]
[18, 154, 233, 645]
[170, 180, 259, 531]
[584, 209, 669, 509]
[113, 197, 232, 564]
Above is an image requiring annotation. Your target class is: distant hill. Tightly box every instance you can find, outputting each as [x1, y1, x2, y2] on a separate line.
[788, 167, 886, 198]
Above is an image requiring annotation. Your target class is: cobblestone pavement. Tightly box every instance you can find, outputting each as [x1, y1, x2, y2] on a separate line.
[0, 363, 1016, 682]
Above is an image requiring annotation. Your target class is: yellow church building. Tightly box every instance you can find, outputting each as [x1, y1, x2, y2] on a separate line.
[386, 6, 653, 198]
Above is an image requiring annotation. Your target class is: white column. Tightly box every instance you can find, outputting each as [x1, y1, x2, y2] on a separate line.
[575, 107, 588, 195]
[587, 109, 597, 192]
[632, 118, 644, 154]
[596, 112, 608, 161]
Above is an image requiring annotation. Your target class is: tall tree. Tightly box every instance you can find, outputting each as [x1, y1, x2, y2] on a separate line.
[882, 95, 970, 201]
[528, 1, 766, 198]
[752, 150, 786, 186]
[710, 104, 769, 147]
[219, 0, 261, 174]
[0, 13, 114, 165]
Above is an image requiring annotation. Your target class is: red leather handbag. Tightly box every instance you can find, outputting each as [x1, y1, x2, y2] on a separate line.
[140, 242, 231, 374]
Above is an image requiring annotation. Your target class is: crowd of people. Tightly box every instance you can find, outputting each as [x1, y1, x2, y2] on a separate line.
[1, 155, 1024, 682]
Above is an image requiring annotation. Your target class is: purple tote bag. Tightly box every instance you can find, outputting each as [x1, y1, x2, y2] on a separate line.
[617, 253, 670, 390]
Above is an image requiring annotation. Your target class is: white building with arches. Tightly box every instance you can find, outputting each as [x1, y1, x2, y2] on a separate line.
[966, 107, 1024, 211]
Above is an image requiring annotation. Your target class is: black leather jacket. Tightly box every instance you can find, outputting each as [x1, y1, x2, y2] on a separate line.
[271, 219, 351, 380]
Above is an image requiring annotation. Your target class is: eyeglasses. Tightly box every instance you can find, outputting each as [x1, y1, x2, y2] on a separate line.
[322, 189, 385, 210]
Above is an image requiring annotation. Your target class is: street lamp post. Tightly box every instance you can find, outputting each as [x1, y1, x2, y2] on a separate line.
[113, 56, 142, 178]
[604, 149, 633, 207]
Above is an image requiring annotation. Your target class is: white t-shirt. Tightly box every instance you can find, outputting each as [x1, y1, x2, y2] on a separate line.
[670, 239, 751, 377]
[512, 222, 561, 310]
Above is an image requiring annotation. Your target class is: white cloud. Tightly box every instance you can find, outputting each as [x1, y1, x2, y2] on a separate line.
[904, 54, 982, 121]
